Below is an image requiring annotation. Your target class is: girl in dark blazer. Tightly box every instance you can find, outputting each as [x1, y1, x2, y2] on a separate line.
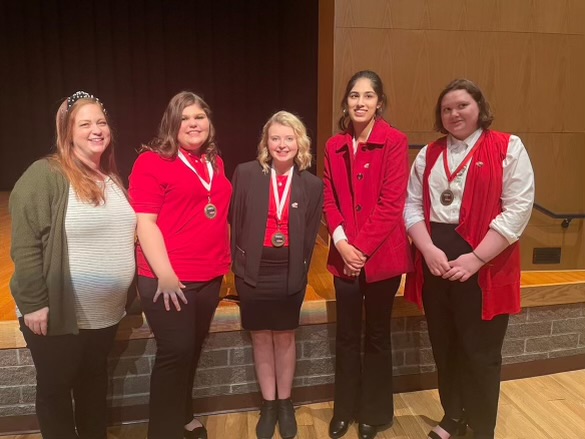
[230, 111, 323, 439]
[323, 71, 413, 439]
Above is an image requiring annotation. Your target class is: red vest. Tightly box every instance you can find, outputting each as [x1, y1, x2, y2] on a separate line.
[404, 130, 521, 320]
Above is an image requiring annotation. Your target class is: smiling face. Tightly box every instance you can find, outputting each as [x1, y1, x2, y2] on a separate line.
[440, 89, 480, 140]
[346, 77, 380, 128]
[177, 103, 210, 152]
[267, 122, 298, 172]
[71, 103, 111, 165]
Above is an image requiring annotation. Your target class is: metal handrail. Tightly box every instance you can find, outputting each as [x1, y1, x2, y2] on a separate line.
[533, 203, 585, 229]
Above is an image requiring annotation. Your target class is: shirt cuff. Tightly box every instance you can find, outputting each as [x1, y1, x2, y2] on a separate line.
[489, 222, 519, 245]
[332, 225, 348, 245]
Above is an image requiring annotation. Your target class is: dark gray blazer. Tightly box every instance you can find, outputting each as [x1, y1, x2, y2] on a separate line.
[229, 160, 323, 294]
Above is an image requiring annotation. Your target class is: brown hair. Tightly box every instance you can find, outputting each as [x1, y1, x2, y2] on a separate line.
[434, 78, 494, 134]
[141, 91, 218, 167]
[338, 70, 387, 132]
[256, 111, 312, 173]
[52, 96, 124, 205]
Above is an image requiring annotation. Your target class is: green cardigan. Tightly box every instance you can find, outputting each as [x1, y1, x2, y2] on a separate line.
[9, 159, 79, 335]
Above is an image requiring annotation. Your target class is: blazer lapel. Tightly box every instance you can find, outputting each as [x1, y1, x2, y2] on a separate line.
[289, 168, 305, 242]
[250, 166, 270, 249]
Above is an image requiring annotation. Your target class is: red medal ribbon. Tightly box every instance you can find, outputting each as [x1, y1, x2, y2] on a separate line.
[442, 133, 483, 183]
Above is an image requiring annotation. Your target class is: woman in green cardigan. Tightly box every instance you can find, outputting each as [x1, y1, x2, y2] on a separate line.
[10, 91, 136, 439]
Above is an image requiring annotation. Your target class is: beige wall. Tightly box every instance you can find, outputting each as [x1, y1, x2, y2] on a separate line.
[318, 0, 585, 268]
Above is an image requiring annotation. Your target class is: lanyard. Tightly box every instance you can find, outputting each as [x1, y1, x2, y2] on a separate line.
[270, 167, 293, 222]
[177, 150, 214, 192]
[442, 135, 482, 183]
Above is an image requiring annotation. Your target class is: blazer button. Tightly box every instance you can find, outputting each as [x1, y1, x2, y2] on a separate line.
[357, 173, 363, 180]
[356, 204, 362, 212]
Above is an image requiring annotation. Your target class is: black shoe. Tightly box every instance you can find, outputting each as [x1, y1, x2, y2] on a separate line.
[277, 398, 297, 439]
[427, 416, 467, 439]
[256, 399, 278, 439]
[184, 425, 207, 439]
[358, 421, 393, 439]
[329, 418, 351, 438]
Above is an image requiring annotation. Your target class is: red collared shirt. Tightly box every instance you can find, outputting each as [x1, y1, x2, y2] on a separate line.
[129, 151, 232, 282]
[263, 175, 291, 247]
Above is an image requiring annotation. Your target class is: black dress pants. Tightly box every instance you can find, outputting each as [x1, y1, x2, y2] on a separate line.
[20, 320, 118, 439]
[332, 274, 401, 425]
[423, 223, 509, 439]
[138, 275, 222, 439]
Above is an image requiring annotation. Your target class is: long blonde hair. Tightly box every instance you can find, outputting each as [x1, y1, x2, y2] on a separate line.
[257, 111, 312, 173]
[52, 95, 124, 205]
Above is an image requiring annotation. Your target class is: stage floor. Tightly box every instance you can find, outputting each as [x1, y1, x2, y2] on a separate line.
[0, 191, 336, 321]
[2, 191, 585, 324]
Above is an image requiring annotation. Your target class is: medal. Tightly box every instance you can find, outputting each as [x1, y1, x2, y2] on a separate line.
[440, 189, 454, 206]
[204, 203, 217, 219]
[271, 232, 286, 247]
[441, 133, 483, 207]
[178, 150, 217, 220]
[270, 167, 293, 247]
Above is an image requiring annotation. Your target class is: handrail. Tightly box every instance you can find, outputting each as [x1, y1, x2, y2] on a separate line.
[533, 202, 585, 229]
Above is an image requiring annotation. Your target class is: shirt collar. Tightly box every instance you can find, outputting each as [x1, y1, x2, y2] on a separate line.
[447, 128, 483, 151]
[335, 118, 385, 152]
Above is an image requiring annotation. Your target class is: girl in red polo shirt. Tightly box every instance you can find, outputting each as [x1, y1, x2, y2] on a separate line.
[323, 71, 413, 439]
[129, 91, 231, 439]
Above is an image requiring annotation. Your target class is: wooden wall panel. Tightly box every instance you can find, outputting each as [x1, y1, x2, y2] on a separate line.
[329, 0, 585, 269]
[336, 0, 585, 35]
[521, 133, 585, 213]
[333, 29, 585, 134]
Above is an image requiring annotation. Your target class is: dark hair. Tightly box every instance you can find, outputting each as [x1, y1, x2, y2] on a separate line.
[141, 91, 218, 167]
[338, 70, 387, 132]
[434, 78, 494, 134]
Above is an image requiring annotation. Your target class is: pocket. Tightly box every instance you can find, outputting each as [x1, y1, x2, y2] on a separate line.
[234, 245, 246, 274]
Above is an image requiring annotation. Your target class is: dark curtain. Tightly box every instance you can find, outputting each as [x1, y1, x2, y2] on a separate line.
[0, 0, 318, 189]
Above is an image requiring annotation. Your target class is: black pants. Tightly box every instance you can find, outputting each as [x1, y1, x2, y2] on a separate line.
[19, 320, 118, 439]
[138, 275, 222, 439]
[423, 223, 509, 439]
[332, 274, 400, 425]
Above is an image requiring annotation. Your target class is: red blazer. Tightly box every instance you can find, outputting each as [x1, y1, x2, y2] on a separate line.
[323, 118, 413, 282]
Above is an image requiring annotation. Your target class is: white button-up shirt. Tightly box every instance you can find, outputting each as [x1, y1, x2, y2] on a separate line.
[404, 129, 535, 244]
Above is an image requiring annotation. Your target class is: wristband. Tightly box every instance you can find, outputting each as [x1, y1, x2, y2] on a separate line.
[472, 250, 487, 265]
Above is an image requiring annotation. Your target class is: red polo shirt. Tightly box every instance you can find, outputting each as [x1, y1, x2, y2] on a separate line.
[129, 151, 232, 282]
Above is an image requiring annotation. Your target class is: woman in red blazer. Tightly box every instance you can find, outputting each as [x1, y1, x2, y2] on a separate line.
[323, 70, 413, 439]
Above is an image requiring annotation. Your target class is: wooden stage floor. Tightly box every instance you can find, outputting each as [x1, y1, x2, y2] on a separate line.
[4, 369, 585, 438]
[2, 190, 585, 323]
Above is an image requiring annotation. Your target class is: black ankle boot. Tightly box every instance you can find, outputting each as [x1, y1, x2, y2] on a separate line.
[256, 399, 278, 439]
[277, 398, 297, 439]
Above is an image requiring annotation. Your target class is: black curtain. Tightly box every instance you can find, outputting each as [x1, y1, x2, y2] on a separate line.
[0, 0, 318, 189]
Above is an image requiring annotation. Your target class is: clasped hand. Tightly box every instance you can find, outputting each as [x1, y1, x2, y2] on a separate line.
[337, 240, 366, 277]
[423, 247, 483, 282]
